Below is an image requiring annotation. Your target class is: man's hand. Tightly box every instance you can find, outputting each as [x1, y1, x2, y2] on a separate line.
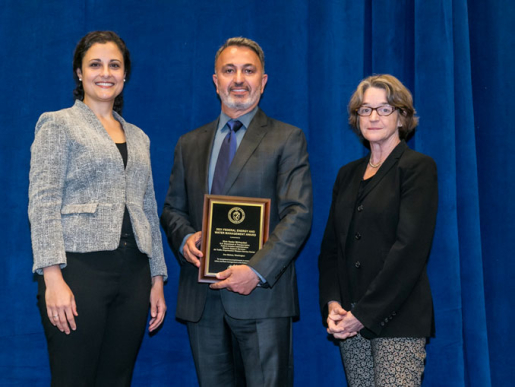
[183, 231, 202, 267]
[210, 265, 260, 295]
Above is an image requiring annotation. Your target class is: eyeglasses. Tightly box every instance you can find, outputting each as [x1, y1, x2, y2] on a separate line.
[356, 105, 397, 117]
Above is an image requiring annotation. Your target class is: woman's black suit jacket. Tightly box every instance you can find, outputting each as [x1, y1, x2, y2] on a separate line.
[319, 141, 438, 339]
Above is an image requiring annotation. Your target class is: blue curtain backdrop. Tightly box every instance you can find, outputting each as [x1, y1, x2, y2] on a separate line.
[0, 0, 513, 385]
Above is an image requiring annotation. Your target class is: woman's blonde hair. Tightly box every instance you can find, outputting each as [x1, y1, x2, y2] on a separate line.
[348, 74, 418, 140]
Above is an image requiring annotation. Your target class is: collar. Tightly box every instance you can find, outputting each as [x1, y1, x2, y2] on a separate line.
[217, 106, 259, 132]
[73, 99, 126, 126]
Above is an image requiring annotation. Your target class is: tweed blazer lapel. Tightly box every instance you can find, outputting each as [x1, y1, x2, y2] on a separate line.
[74, 101, 125, 170]
[359, 140, 408, 201]
[114, 112, 135, 171]
[75, 100, 116, 143]
[223, 109, 269, 194]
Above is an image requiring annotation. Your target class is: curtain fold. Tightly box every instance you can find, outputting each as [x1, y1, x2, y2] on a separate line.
[468, 0, 515, 385]
[452, 1, 492, 386]
[414, 0, 466, 385]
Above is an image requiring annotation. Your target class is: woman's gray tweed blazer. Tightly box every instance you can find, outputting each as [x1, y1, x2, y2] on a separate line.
[29, 100, 167, 280]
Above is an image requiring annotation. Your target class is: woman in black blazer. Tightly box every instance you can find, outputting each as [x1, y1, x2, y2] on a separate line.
[318, 74, 438, 386]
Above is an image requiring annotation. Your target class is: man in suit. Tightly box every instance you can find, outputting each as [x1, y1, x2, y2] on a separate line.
[161, 37, 312, 386]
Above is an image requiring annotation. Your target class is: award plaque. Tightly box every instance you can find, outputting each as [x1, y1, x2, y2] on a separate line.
[199, 195, 271, 283]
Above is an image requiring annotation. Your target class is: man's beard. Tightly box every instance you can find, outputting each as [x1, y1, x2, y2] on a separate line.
[219, 88, 260, 112]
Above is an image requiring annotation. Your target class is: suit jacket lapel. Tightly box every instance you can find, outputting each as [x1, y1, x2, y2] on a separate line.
[199, 119, 218, 193]
[223, 109, 269, 194]
[360, 140, 407, 201]
[338, 158, 367, 254]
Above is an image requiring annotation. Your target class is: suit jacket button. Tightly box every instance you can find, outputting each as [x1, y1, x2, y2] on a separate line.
[357, 205, 363, 212]
[355, 232, 361, 240]
[380, 322, 385, 327]
[355, 261, 361, 268]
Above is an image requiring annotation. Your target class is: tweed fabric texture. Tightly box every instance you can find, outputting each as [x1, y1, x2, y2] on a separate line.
[29, 100, 167, 279]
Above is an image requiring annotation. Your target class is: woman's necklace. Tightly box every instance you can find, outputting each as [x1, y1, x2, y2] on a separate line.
[368, 159, 382, 168]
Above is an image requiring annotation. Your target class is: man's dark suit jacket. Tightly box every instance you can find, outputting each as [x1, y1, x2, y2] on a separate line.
[319, 141, 438, 339]
[161, 109, 313, 322]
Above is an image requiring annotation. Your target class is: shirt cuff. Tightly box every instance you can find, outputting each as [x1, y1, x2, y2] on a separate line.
[250, 267, 267, 285]
[179, 233, 194, 255]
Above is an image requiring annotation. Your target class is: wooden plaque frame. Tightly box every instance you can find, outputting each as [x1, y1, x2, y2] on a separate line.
[199, 195, 270, 283]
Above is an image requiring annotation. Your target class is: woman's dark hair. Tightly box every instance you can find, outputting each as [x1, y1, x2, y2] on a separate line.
[72, 31, 131, 114]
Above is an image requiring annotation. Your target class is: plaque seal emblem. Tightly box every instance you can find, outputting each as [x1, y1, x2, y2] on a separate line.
[228, 207, 245, 224]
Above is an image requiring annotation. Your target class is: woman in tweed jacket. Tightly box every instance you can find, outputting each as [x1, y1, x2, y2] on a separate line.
[28, 31, 167, 386]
